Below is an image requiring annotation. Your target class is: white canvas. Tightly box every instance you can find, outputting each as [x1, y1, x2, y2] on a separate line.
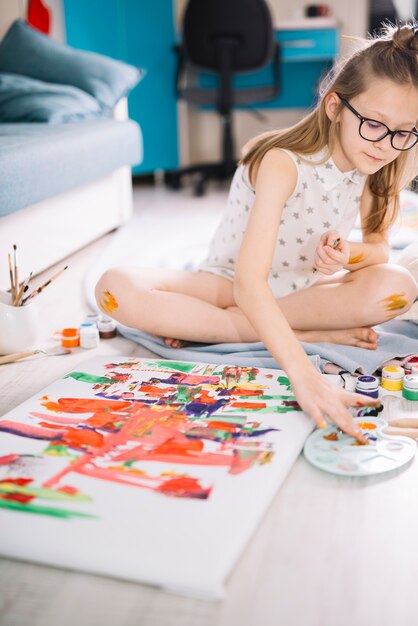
[0, 356, 313, 599]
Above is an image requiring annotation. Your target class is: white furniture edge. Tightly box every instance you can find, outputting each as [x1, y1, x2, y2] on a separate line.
[0, 98, 138, 290]
[0, 166, 134, 290]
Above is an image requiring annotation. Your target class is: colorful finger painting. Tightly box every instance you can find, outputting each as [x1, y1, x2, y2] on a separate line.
[0, 357, 313, 599]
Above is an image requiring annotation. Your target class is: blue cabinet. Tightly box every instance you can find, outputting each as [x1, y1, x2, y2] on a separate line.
[63, 0, 179, 174]
[199, 25, 339, 110]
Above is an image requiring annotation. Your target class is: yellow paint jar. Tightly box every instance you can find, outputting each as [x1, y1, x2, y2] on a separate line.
[381, 365, 404, 391]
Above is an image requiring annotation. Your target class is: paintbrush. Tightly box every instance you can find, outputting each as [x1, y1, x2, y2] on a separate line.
[21, 265, 68, 305]
[8, 253, 15, 301]
[14, 272, 33, 307]
[13, 244, 18, 299]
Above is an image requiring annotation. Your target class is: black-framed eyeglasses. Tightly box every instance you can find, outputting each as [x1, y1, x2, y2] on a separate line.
[337, 94, 418, 151]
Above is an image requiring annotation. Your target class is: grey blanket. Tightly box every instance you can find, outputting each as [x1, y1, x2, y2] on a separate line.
[117, 319, 418, 374]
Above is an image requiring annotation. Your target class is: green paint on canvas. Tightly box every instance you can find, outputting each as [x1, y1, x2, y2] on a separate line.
[145, 361, 197, 373]
[202, 415, 247, 425]
[0, 483, 91, 502]
[277, 376, 292, 390]
[64, 372, 118, 385]
[239, 394, 294, 401]
[0, 499, 96, 519]
[44, 444, 75, 458]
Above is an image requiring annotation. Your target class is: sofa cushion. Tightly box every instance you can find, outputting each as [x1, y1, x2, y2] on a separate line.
[0, 20, 144, 110]
[0, 119, 142, 217]
[0, 73, 102, 123]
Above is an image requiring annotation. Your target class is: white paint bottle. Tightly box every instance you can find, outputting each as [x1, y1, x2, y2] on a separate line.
[79, 323, 100, 349]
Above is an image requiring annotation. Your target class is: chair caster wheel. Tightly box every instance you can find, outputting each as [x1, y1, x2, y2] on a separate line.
[194, 175, 206, 196]
[164, 172, 182, 190]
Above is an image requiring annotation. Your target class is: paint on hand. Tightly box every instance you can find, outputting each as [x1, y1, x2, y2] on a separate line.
[381, 293, 408, 313]
[100, 290, 119, 315]
[323, 432, 339, 441]
[348, 252, 365, 264]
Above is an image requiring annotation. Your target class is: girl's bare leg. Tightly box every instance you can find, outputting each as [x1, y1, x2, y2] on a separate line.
[95, 264, 417, 348]
[95, 268, 254, 344]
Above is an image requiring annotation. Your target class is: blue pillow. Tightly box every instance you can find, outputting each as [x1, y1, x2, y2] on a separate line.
[0, 73, 103, 123]
[0, 20, 143, 110]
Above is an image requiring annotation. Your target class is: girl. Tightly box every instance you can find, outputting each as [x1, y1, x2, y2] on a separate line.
[95, 24, 418, 443]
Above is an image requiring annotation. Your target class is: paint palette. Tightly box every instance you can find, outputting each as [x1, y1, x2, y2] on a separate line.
[303, 418, 416, 476]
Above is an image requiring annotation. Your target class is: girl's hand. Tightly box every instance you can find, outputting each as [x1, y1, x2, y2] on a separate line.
[290, 369, 380, 444]
[314, 230, 350, 275]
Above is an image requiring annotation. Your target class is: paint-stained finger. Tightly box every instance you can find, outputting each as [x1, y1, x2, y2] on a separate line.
[382, 426, 418, 440]
[326, 408, 368, 444]
[342, 392, 381, 408]
[310, 409, 328, 429]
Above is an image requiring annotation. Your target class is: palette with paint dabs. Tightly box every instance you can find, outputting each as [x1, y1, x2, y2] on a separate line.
[303, 417, 416, 476]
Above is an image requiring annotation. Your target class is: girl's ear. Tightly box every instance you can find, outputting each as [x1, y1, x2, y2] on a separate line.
[324, 92, 341, 122]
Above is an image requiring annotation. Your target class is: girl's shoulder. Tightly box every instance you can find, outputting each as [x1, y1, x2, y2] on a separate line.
[248, 147, 299, 189]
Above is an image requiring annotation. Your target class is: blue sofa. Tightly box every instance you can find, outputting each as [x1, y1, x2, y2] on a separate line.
[0, 21, 143, 289]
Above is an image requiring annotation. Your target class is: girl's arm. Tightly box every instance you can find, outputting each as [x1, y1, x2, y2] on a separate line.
[344, 183, 391, 270]
[234, 149, 376, 443]
[313, 183, 391, 275]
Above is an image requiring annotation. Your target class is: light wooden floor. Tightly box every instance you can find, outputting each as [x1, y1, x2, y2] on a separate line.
[1, 183, 418, 626]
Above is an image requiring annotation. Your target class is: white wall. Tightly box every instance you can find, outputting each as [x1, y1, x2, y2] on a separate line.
[175, 0, 370, 165]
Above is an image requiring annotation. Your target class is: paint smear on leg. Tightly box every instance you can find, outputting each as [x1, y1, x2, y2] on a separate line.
[381, 293, 408, 315]
[100, 290, 119, 315]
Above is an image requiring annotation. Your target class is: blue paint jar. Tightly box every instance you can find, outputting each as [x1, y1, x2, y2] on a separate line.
[355, 375, 379, 399]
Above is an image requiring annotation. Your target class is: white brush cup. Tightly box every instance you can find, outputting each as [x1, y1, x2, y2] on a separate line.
[0, 291, 41, 355]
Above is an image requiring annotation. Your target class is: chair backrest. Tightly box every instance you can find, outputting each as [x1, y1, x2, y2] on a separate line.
[182, 0, 276, 72]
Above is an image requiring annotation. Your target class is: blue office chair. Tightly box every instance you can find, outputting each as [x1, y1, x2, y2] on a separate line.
[164, 0, 280, 196]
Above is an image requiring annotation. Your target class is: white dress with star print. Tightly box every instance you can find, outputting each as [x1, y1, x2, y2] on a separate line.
[198, 147, 367, 297]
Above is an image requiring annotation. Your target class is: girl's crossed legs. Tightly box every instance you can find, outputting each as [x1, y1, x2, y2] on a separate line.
[95, 264, 417, 350]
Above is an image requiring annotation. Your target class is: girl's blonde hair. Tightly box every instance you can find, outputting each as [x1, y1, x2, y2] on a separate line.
[241, 23, 418, 234]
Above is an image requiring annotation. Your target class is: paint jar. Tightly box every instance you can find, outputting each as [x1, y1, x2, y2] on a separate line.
[402, 375, 418, 401]
[355, 375, 379, 399]
[381, 365, 404, 391]
[84, 312, 100, 325]
[404, 357, 418, 376]
[61, 328, 79, 348]
[0, 290, 40, 354]
[79, 323, 100, 349]
[97, 316, 117, 339]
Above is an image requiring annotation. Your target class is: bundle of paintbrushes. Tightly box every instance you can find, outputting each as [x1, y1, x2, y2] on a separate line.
[7, 244, 68, 306]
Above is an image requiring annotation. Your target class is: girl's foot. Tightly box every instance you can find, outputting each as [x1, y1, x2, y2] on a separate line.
[295, 327, 378, 350]
[162, 327, 378, 350]
[163, 337, 188, 349]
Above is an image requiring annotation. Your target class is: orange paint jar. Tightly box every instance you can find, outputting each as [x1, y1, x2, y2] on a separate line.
[61, 327, 79, 348]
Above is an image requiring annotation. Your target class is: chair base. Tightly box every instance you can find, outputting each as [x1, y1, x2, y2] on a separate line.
[164, 160, 236, 196]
